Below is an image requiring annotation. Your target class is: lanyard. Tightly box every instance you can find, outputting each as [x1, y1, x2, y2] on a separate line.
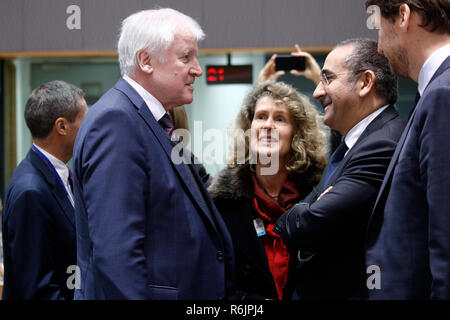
[31, 145, 72, 199]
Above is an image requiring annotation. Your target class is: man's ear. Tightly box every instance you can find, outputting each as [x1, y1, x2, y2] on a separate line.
[136, 49, 153, 74]
[54, 117, 68, 136]
[398, 3, 412, 31]
[358, 70, 376, 98]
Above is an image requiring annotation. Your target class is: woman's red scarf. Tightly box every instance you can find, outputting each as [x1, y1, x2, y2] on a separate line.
[251, 174, 300, 300]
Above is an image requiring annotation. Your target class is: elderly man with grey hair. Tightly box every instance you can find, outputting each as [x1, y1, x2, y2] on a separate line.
[2, 80, 87, 300]
[72, 8, 235, 300]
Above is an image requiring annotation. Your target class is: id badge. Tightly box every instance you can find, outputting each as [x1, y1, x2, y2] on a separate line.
[253, 218, 266, 237]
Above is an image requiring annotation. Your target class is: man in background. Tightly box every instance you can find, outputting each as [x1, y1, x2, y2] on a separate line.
[365, 0, 450, 299]
[2, 80, 87, 300]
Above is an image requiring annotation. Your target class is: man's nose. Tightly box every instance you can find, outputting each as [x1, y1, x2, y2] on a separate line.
[191, 58, 203, 77]
[313, 81, 326, 101]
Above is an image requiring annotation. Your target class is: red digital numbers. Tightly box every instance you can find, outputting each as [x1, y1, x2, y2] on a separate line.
[207, 67, 225, 82]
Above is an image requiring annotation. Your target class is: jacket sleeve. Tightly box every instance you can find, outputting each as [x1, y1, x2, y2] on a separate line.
[76, 108, 149, 299]
[4, 188, 65, 299]
[274, 135, 398, 251]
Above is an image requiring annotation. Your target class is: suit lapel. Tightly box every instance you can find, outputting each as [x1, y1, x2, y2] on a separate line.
[114, 78, 220, 232]
[29, 150, 75, 227]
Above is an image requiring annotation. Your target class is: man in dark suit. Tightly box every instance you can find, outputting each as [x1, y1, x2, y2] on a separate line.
[365, 0, 450, 299]
[72, 8, 234, 300]
[274, 39, 406, 299]
[2, 80, 88, 299]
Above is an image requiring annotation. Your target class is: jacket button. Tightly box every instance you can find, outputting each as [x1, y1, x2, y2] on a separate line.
[216, 251, 224, 262]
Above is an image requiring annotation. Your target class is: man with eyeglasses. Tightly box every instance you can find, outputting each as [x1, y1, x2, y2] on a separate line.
[270, 39, 406, 299]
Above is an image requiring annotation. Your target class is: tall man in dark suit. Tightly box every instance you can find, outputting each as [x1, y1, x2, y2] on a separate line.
[364, 0, 450, 299]
[72, 8, 234, 299]
[2, 80, 88, 299]
[274, 39, 406, 299]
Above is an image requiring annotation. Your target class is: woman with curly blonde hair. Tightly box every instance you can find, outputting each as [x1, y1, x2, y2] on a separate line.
[208, 80, 329, 300]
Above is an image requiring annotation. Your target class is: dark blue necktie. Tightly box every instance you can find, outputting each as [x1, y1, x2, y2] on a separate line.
[324, 140, 348, 188]
[158, 113, 175, 136]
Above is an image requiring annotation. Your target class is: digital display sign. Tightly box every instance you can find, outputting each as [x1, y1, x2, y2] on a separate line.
[206, 65, 253, 85]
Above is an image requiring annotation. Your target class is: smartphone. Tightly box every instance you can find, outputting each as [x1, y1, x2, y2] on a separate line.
[275, 55, 306, 72]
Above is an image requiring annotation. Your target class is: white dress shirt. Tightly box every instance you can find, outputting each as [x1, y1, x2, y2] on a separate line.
[418, 44, 450, 96]
[123, 75, 167, 122]
[343, 104, 390, 157]
[33, 144, 74, 207]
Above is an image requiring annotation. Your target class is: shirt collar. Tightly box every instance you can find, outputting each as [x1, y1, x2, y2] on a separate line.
[123, 75, 167, 122]
[418, 44, 450, 95]
[344, 105, 390, 153]
[33, 143, 69, 184]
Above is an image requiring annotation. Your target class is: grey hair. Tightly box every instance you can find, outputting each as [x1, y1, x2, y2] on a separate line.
[117, 8, 205, 76]
[24, 80, 84, 139]
[336, 38, 398, 105]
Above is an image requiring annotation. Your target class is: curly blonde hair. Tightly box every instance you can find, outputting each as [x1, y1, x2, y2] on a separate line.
[229, 80, 329, 185]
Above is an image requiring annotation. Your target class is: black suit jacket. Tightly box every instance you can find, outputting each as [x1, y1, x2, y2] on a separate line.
[2, 149, 76, 300]
[275, 106, 406, 299]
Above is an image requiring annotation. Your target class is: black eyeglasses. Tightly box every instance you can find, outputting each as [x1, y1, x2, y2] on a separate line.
[320, 69, 366, 86]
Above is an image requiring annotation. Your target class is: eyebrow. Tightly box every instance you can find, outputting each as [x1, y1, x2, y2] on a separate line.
[321, 69, 335, 76]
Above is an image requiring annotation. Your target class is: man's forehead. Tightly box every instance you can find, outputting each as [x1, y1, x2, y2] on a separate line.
[323, 45, 354, 71]
[172, 30, 198, 49]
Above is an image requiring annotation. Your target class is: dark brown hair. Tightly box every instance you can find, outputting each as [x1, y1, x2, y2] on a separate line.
[366, 0, 450, 34]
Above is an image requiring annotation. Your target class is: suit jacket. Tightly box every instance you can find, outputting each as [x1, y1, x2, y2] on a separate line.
[275, 106, 406, 299]
[2, 149, 76, 300]
[72, 78, 235, 300]
[366, 57, 450, 300]
[208, 166, 314, 300]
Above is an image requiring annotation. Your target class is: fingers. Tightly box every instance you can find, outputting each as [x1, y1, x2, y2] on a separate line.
[258, 54, 287, 82]
[273, 70, 285, 79]
[290, 70, 306, 77]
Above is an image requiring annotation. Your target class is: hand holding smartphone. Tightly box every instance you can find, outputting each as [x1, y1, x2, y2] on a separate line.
[275, 55, 306, 72]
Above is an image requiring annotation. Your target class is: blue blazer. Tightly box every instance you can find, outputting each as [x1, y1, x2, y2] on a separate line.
[366, 57, 450, 299]
[2, 149, 76, 300]
[275, 106, 406, 299]
[72, 78, 235, 300]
